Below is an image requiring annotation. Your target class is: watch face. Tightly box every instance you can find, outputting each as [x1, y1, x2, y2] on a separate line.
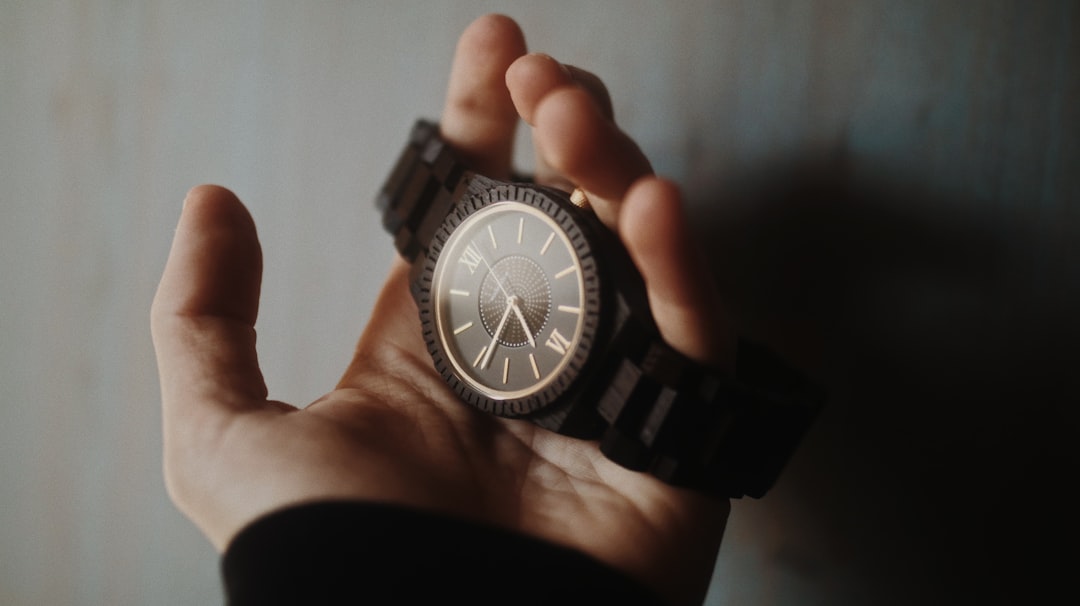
[422, 185, 602, 417]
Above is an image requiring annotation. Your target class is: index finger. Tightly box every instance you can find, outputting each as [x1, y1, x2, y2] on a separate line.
[439, 14, 527, 179]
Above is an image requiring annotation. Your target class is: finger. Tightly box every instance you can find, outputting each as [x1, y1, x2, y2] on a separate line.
[440, 14, 527, 179]
[564, 65, 614, 120]
[506, 54, 616, 192]
[507, 54, 613, 126]
[619, 177, 736, 370]
[151, 185, 270, 425]
[532, 86, 653, 227]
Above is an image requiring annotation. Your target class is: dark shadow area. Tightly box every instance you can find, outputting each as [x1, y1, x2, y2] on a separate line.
[691, 153, 1079, 605]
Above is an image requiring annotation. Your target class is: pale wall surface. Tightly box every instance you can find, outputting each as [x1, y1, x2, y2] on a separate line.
[1, 1, 1077, 605]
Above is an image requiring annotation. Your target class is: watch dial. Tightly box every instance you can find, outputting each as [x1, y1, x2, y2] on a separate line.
[429, 194, 599, 414]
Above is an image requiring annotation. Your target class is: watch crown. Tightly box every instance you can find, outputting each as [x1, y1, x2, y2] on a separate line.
[570, 188, 591, 210]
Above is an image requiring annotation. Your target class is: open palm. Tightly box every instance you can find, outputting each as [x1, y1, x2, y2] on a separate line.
[152, 15, 733, 605]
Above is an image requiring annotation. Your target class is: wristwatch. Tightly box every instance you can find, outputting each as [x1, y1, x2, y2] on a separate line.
[376, 119, 824, 498]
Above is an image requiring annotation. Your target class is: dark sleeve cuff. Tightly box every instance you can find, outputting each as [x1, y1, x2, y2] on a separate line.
[222, 501, 664, 605]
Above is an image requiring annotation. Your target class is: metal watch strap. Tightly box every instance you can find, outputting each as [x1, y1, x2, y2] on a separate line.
[376, 119, 824, 499]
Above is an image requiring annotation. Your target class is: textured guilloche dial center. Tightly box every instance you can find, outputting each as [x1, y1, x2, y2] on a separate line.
[434, 201, 586, 399]
[479, 258, 548, 347]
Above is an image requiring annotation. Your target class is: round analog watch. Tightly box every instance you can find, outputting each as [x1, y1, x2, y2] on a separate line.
[430, 197, 597, 408]
[376, 120, 824, 498]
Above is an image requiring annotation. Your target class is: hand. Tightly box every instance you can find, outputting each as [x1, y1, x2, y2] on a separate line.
[151, 14, 734, 605]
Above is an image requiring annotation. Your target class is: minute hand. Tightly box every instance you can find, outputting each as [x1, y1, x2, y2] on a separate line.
[479, 299, 514, 370]
[510, 301, 536, 348]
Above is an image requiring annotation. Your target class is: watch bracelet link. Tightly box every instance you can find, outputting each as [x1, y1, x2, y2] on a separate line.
[594, 317, 824, 498]
[376, 119, 824, 498]
[377, 120, 469, 267]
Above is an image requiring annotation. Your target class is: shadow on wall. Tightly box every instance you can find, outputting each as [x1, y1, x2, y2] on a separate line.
[692, 152, 1079, 605]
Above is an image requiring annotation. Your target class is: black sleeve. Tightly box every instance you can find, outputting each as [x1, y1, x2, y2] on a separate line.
[222, 501, 666, 606]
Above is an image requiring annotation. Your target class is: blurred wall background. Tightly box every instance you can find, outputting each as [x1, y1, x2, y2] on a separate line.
[1, 1, 1076, 605]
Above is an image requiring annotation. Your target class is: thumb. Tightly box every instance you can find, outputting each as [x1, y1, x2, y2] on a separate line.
[151, 185, 270, 428]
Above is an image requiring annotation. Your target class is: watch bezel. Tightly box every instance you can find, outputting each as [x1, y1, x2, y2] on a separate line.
[417, 181, 607, 419]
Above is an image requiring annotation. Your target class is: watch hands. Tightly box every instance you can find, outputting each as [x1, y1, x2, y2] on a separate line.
[480, 297, 515, 370]
[472, 237, 536, 349]
[476, 245, 512, 302]
[510, 300, 537, 348]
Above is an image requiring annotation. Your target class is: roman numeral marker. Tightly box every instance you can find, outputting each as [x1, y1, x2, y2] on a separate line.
[459, 243, 482, 274]
[545, 328, 572, 356]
